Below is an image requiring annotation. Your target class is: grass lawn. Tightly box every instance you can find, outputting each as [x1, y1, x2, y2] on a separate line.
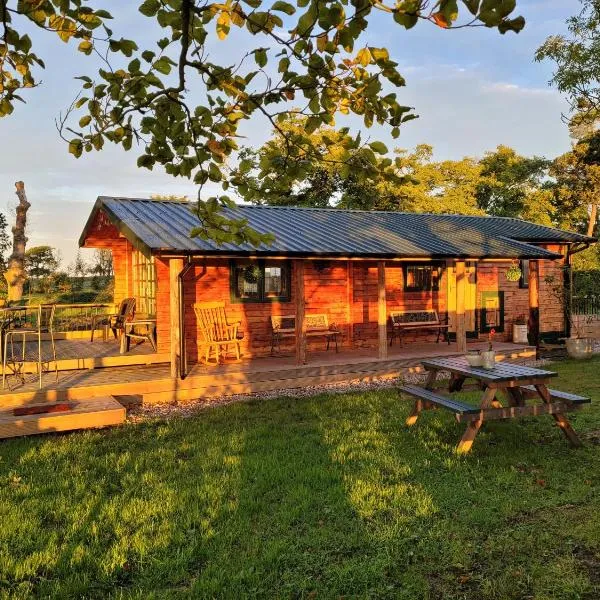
[2, 358, 600, 599]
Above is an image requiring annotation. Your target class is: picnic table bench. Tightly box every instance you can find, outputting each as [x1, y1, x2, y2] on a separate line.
[271, 314, 340, 355]
[389, 309, 450, 346]
[400, 357, 590, 454]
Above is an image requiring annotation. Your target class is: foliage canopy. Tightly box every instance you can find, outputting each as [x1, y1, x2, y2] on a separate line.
[1, 0, 524, 243]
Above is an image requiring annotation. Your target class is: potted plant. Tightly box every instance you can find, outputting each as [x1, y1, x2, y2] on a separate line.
[481, 329, 496, 369]
[512, 314, 528, 344]
[545, 275, 594, 360]
[505, 262, 522, 282]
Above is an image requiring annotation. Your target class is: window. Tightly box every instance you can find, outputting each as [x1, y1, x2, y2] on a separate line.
[230, 260, 291, 302]
[403, 263, 444, 292]
[519, 259, 529, 289]
[132, 249, 157, 316]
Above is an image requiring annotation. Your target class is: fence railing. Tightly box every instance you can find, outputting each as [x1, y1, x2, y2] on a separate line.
[51, 303, 115, 332]
[0, 303, 115, 333]
[572, 295, 600, 316]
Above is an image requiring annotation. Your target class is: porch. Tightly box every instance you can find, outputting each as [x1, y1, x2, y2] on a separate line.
[0, 340, 535, 407]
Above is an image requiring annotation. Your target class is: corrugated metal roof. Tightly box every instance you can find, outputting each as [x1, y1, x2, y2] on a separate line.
[80, 197, 594, 259]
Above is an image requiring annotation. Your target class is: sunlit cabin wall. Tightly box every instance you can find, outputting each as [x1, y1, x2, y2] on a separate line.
[145, 253, 568, 361]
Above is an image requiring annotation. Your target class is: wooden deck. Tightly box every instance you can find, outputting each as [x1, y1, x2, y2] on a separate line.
[0, 338, 168, 373]
[0, 341, 535, 408]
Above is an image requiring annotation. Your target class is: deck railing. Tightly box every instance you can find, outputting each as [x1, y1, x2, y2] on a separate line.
[572, 295, 600, 316]
[50, 303, 115, 332]
[0, 303, 115, 333]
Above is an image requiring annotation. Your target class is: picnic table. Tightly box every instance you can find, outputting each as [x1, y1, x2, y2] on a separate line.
[400, 357, 590, 454]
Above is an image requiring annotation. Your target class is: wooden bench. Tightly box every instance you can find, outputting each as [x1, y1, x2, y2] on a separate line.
[271, 314, 340, 355]
[389, 310, 450, 346]
[520, 385, 591, 406]
[399, 384, 480, 418]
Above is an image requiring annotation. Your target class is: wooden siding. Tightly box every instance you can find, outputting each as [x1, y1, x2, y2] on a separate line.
[80, 209, 568, 359]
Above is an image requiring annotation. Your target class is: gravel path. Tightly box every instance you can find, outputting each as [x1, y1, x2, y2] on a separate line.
[127, 358, 552, 423]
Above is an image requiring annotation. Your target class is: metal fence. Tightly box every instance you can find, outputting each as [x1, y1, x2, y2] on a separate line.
[51, 303, 115, 332]
[0, 303, 115, 333]
[572, 295, 600, 316]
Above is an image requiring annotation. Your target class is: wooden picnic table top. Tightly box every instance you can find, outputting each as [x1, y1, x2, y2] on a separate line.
[421, 356, 558, 384]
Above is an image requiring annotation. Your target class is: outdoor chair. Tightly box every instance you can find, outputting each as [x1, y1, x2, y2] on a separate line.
[90, 297, 136, 342]
[2, 304, 58, 390]
[194, 302, 242, 365]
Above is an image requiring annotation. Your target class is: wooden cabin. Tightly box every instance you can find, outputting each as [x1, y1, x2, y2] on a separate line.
[80, 197, 595, 378]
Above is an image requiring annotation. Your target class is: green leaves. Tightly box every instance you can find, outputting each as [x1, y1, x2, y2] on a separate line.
[369, 141, 388, 154]
[271, 1, 296, 15]
[139, 0, 161, 17]
[254, 48, 268, 68]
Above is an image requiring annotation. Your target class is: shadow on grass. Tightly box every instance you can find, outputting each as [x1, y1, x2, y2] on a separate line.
[1, 361, 600, 599]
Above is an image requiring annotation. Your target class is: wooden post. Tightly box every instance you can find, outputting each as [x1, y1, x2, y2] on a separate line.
[528, 259, 540, 350]
[169, 258, 184, 378]
[377, 261, 387, 360]
[346, 260, 354, 349]
[455, 260, 467, 353]
[295, 260, 306, 365]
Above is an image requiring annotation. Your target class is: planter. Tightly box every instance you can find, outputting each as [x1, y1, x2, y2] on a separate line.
[565, 337, 594, 360]
[481, 350, 496, 370]
[512, 323, 528, 344]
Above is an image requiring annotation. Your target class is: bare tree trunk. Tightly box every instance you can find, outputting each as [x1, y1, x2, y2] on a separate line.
[587, 203, 598, 237]
[4, 181, 30, 303]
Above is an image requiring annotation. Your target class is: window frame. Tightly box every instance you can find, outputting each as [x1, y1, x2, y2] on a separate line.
[519, 259, 530, 289]
[402, 262, 444, 293]
[132, 249, 157, 316]
[230, 259, 291, 303]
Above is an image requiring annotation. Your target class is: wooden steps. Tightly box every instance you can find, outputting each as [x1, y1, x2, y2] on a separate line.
[0, 396, 126, 439]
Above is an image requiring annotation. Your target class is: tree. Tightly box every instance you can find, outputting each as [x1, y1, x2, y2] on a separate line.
[536, 0, 600, 132]
[3, 181, 30, 302]
[2, 1, 524, 244]
[25, 245, 60, 279]
[69, 249, 89, 290]
[0, 212, 9, 273]
[237, 116, 483, 213]
[475, 145, 553, 224]
[550, 134, 600, 236]
[89, 249, 113, 278]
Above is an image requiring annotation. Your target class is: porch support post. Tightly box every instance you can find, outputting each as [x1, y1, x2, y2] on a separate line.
[455, 259, 467, 353]
[169, 257, 184, 378]
[378, 261, 387, 360]
[528, 259, 540, 350]
[346, 260, 354, 349]
[295, 259, 306, 365]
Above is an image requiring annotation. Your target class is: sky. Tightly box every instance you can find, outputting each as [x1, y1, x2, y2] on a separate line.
[0, 0, 580, 266]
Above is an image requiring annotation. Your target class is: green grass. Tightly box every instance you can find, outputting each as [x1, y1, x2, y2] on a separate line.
[2, 358, 600, 599]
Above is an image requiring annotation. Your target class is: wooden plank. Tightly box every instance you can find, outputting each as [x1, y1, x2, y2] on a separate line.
[446, 260, 456, 332]
[346, 260, 354, 349]
[456, 401, 577, 423]
[0, 396, 125, 439]
[169, 258, 184, 378]
[455, 260, 466, 353]
[378, 261, 387, 360]
[295, 260, 307, 365]
[529, 259, 540, 350]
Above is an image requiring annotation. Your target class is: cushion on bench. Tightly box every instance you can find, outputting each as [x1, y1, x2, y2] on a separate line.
[399, 385, 480, 414]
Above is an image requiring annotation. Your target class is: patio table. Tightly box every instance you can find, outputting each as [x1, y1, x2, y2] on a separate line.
[401, 356, 588, 454]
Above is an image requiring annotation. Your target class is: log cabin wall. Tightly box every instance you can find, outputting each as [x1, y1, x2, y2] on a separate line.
[150, 255, 568, 359]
